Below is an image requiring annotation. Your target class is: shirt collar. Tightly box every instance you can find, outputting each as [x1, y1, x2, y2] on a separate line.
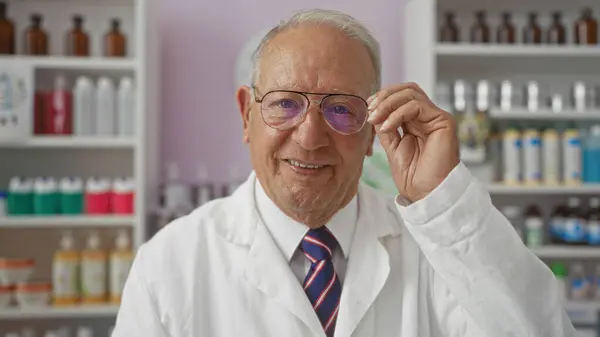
[254, 178, 358, 262]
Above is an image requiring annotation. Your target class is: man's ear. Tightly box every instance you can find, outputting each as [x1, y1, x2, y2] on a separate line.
[236, 86, 253, 144]
[366, 125, 376, 156]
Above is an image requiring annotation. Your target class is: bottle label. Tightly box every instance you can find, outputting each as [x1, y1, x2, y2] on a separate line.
[563, 135, 582, 183]
[564, 219, 586, 242]
[52, 260, 79, 299]
[503, 136, 522, 183]
[109, 256, 133, 300]
[524, 135, 541, 182]
[550, 217, 565, 239]
[543, 136, 560, 183]
[82, 258, 106, 299]
[571, 278, 589, 300]
[588, 221, 600, 244]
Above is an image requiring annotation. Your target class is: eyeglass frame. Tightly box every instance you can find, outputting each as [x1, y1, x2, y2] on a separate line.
[251, 86, 370, 135]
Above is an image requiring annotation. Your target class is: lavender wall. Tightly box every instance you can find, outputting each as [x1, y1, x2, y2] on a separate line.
[159, 0, 407, 184]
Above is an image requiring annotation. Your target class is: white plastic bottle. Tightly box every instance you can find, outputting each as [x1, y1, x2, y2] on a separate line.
[562, 128, 582, 185]
[570, 263, 589, 300]
[81, 232, 107, 304]
[95, 77, 116, 136]
[52, 231, 80, 306]
[196, 166, 213, 207]
[117, 77, 135, 137]
[502, 126, 522, 185]
[109, 230, 133, 304]
[522, 128, 541, 185]
[76, 326, 94, 337]
[542, 129, 560, 185]
[74, 76, 95, 136]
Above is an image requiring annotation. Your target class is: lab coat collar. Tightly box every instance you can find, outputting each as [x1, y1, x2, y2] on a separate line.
[230, 171, 401, 337]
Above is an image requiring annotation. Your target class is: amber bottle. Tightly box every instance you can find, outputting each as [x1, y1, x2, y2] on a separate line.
[104, 18, 126, 57]
[497, 12, 515, 44]
[439, 11, 460, 43]
[574, 8, 598, 45]
[470, 11, 490, 43]
[523, 12, 542, 44]
[0, 1, 15, 54]
[547, 11, 566, 45]
[24, 14, 48, 55]
[66, 15, 89, 57]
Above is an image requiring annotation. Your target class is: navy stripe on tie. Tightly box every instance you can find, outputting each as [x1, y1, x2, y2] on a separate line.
[301, 228, 342, 337]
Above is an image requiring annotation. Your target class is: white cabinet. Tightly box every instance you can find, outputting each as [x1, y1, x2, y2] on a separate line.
[0, 0, 159, 330]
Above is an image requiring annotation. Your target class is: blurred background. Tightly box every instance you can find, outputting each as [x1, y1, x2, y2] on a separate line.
[1, 0, 600, 335]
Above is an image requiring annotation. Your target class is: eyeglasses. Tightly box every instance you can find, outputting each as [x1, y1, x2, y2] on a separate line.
[253, 88, 369, 135]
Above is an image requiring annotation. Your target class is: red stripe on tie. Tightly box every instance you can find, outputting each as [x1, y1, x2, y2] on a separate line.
[304, 260, 326, 290]
[304, 251, 317, 263]
[324, 302, 340, 332]
[314, 273, 337, 309]
[304, 236, 332, 256]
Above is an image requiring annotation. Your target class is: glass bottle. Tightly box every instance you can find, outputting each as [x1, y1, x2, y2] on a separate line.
[575, 8, 598, 45]
[104, 18, 126, 57]
[497, 12, 515, 44]
[24, 14, 48, 55]
[523, 12, 542, 44]
[470, 11, 490, 43]
[66, 15, 89, 57]
[439, 11, 460, 43]
[547, 11, 566, 45]
[0, 1, 15, 55]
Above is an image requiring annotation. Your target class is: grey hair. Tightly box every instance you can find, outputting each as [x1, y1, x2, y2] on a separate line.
[250, 9, 381, 94]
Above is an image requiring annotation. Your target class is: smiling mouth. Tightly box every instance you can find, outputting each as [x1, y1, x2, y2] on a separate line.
[285, 159, 329, 169]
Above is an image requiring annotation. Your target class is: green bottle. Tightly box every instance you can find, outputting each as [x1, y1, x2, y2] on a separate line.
[33, 177, 59, 215]
[7, 177, 34, 215]
[60, 177, 84, 215]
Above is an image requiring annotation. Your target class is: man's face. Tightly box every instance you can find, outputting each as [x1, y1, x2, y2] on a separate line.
[237, 24, 376, 226]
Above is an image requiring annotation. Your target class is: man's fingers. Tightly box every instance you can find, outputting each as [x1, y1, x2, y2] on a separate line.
[374, 119, 402, 155]
[378, 100, 421, 133]
[368, 89, 427, 126]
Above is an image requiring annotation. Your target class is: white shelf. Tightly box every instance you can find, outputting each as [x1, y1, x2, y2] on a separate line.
[0, 136, 135, 149]
[487, 184, 600, 195]
[0, 305, 119, 320]
[489, 109, 600, 121]
[532, 246, 600, 259]
[0, 56, 135, 70]
[565, 301, 600, 312]
[435, 44, 600, 57]
[0, 215, 135, 228]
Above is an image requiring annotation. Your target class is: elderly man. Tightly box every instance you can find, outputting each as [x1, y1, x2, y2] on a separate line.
[112, 9, 576, 337]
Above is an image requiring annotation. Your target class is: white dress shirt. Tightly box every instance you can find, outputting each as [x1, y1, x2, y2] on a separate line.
[254, 179, 358, 285]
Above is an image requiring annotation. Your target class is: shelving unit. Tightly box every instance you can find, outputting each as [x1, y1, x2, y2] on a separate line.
[0, 0, 159, 333]
[0, 305, 120, 320]
[0, 215, 135, 228]
[487, 184, 600, 195]
[488, 109, 600, 121]
[533, 246, 600, 259]
[405, 0, 600, 334]
[435, 43, 600, 57]
[0, 55, 136, 70]
[0, 136, 135, 148]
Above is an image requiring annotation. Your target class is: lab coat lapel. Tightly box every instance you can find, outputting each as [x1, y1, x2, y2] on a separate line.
[335, 184, 399, 337]
[241, 175, 325, 337]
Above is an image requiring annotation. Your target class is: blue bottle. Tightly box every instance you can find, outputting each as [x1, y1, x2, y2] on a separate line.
[584, 125, 600, 183]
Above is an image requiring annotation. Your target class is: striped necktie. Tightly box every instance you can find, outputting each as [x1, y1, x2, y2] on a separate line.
[301, 227, 342, 337]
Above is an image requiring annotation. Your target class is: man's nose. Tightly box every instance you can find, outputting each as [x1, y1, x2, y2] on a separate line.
[291, 102, 331, 151]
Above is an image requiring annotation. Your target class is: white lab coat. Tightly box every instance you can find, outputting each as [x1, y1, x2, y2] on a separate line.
[112, 163, 576, 337]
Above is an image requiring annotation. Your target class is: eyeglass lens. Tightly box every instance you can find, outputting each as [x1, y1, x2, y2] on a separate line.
[260, 91, 368, 135]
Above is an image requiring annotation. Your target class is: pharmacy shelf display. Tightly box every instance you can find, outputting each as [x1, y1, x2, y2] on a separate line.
[404, 0, 600, 329]
[0, 0, 159, 331]
[0, 305, 120, 320]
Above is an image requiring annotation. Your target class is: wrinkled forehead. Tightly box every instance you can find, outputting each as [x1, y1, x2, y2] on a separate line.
[256, 26, 376, 97]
